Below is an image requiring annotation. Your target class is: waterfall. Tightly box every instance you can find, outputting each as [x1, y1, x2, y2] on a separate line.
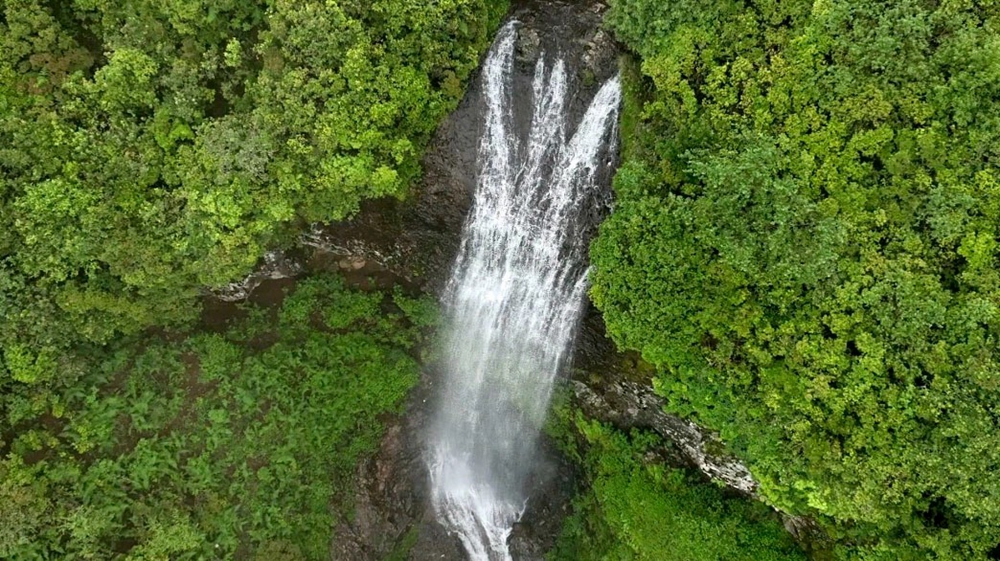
[428, 21, 621, 561]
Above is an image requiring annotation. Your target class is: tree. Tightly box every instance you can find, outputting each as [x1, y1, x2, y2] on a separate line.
[593, 0, 1000, 557]
[0, 0, 506, 375]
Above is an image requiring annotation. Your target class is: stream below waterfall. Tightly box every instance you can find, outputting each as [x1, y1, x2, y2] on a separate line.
[427, 21, 622, 561]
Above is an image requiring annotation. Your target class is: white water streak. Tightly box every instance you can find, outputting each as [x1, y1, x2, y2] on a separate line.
[429, 22, 621, 561]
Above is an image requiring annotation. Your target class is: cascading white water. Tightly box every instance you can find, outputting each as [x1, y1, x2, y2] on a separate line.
[428, 22, 621, 561]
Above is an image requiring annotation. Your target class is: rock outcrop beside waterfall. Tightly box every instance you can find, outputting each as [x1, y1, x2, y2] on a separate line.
[572, 376, 758, 494]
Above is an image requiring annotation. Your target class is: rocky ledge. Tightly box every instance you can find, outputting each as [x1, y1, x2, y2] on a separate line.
[570, 376, 757, 495]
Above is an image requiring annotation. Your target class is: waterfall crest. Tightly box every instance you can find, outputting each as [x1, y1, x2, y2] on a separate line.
[428, 22, 621, 561]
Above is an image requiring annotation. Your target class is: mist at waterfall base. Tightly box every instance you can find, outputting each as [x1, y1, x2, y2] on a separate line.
[426, 22, 622, 561]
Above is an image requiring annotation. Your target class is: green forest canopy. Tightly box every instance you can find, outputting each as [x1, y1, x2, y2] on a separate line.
[592, 0, 1000, 558]
[0, 0, 505, 355]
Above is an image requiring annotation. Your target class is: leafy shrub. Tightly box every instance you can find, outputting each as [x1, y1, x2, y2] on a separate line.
[592, 0, 1000, 557]
[0, 273, 432, 558]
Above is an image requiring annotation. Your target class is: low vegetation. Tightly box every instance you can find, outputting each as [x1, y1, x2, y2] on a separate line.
[547, 399, 807, 561]
[0, 273, 436, 559]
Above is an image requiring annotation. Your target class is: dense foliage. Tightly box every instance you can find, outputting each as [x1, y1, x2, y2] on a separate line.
[0, 0, 505, 356]
[0, 273, 435, 559]
[592, 0, 1000, 558]
[9, 0, 1000, 557]
[547, 405, 806, 561]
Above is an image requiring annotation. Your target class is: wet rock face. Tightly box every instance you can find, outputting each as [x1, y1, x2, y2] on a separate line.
[507, 443, 579, 561]
[331, 423, 411, 559]
[212, 250, 302, 302]
[329, 368, 468, 561]
[570, 378, 759, 495]
[516, 27, 542, 64]
[305, 0, 622, 299]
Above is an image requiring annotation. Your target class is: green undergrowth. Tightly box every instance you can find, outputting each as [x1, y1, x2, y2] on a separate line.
[0, 272, 436, 559]
[546, 393, 807, 561]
